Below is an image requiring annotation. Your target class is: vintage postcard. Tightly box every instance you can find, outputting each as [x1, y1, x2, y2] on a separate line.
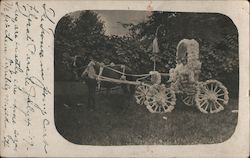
[0, 0, 249, 157]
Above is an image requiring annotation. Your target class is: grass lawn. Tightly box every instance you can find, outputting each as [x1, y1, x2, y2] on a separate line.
[54, 83, 238, 145]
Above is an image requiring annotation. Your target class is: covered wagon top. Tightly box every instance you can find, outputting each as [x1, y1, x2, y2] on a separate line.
[176, 39, 200, 65]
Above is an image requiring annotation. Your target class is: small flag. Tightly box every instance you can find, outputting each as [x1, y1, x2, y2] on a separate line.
[153, 37, 160, 53]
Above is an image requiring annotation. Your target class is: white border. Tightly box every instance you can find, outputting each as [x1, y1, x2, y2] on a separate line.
[1, 0, 249, 157]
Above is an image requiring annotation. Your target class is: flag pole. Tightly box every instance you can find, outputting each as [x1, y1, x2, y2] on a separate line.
[154, 57, 156, 71]
[153, 25, 162, 71]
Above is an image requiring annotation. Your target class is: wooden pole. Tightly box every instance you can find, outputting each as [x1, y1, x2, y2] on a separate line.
[154, 57, 156, 71]
[97, 76, 143, 86]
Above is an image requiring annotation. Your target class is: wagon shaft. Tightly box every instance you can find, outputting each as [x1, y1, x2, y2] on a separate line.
[97, 76, 142, 85]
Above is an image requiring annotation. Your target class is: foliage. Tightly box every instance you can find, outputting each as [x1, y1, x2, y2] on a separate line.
[55, 11, 239, 91]
[54, 11, 108, 81]
[55, 11, 109, 64]
[126, 12, 238, 81]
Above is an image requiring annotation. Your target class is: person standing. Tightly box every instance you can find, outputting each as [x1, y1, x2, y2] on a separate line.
[81, 60, 97, 110]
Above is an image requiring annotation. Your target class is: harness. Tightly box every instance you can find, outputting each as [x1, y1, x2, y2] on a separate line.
[120, 65, 126, 80]
[82, 61, 129, 90]
[96, 63, 127, 90]
[81, 60, 168, 89]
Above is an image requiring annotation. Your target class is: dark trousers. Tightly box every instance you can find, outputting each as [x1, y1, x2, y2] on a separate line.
[85, 78, 97, 109]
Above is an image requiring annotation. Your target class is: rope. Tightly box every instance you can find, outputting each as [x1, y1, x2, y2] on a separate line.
[104, 65, 169, 77]
[77, 60, 169, 79]
[93, 61, 147, 77]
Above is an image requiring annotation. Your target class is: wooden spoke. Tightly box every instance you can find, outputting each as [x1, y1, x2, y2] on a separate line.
[216, 93, 225, 97]
[204, 85, 209, 91]
[199, 97, 209, 101]
[199, 100, 208, 107]
[216, 97, 226, 102]
[209, 102, 213, 113]
[182, 94, 195, 106]
[213, 84, 218, 92]
[145, 85, 176, 113]
[214, 100, 223, 112]
[210, 83, 214, 91]
[215, 88, 222, 95]
[162, 106, 167, 111]
[135, 85, 150, 105]
[212, 101, 219, 110]
[214, 100, 223, 109]
[135, 93, 144, 97]
[199, 101, 209, 113]
[198, 91, 206, 96]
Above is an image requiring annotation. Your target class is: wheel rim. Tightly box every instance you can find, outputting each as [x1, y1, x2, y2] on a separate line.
[196, 80, 229, 113]
[144, 85, 176, 113]
[135, 85, 149, 105]
[182, 94, 195, 106]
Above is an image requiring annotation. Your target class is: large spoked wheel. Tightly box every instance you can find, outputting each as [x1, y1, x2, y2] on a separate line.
[181, 83, 197, 106]
[144, 85, 176, 113]
[195, 80, 229, 114]
[182, 94, 195, 106]
[135, 84, 150, 105]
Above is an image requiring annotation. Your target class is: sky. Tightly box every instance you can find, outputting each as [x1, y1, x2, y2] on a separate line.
[95, 10, 151, 36]
[70, 10, 151, 36]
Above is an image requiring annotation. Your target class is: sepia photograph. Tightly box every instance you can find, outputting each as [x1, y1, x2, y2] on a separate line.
[1, 0, 249, 157]
[54, 10, 239, 146]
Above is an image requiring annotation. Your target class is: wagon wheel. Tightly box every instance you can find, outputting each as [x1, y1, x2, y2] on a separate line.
[181, 83, 197, 106]
[135, 84, 150, 105]
[144, 85, 176, 113]
[182, 94, 195, 106]
[195, 80, 229, 113]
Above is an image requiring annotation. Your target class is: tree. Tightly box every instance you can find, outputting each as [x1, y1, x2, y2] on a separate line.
[127, 12, 239, 80]
[54, 11, 239, 97]
[54, 14, 74, 61]
[124, 12, 238, 96]
[71, 11, 106, 57]
[54, 11, 107, 81]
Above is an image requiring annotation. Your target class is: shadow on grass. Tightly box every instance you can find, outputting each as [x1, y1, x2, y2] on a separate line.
[54, 93, 238, 145]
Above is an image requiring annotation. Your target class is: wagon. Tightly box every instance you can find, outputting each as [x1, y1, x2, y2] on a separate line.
[96, 39, 229, 114]
[134, 39, 229, 114]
